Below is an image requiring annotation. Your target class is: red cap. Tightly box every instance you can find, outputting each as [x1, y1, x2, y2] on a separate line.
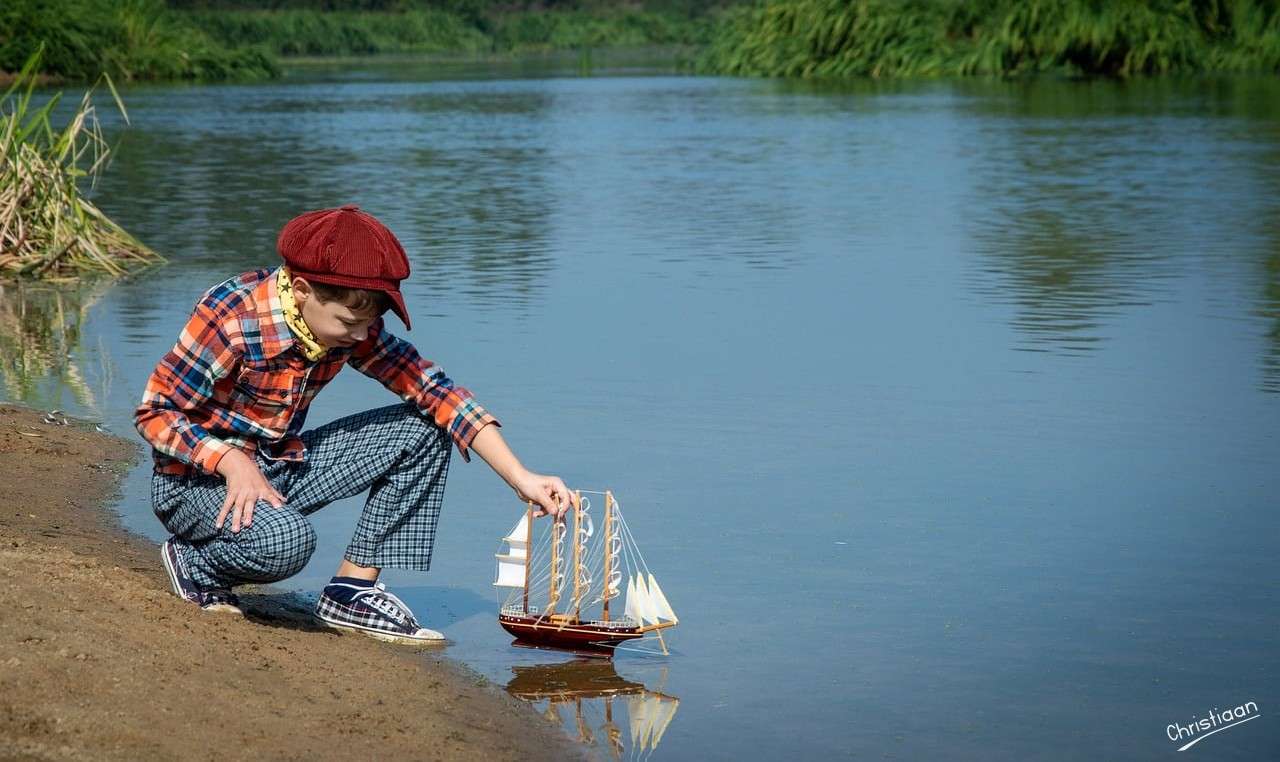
[276, 204, 412, 329]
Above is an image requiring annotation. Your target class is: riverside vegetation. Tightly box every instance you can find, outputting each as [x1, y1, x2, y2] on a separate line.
[0, 52, 162, 280]
[698, 0, 1280, 77]
[0, 0, 279, 82]
[6, 1, 1280, 83]
[2, 1, 721, 82]
[175, 2, 716, 58]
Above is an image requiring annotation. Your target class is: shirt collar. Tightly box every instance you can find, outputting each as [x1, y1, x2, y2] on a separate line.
[251, 267, 297, 360]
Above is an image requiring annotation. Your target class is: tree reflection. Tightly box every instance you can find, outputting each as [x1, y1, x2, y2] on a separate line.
[94, 85, 558, 313]
[964, 79, 1225, 357]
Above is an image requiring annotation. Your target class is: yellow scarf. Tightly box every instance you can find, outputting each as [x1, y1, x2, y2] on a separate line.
[277, 267, 327, 361]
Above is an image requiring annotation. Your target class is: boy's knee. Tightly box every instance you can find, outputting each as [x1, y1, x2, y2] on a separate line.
[386, 404, 449, 454]
[244, 508, 316, 581]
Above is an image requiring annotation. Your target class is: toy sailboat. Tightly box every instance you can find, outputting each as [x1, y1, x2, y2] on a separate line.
[495, 490, 678, 654]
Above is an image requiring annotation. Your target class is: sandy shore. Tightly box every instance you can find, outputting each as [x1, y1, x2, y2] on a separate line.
[0, 404, 578, 761]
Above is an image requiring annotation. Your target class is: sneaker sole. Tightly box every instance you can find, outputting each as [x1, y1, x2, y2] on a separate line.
[314, 613, 446, 644]
[201, 601, 246, 616]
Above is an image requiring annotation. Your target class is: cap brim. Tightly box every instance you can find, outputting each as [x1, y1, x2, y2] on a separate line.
[289, 268, 410, 331]
[387, 289, 411, 331]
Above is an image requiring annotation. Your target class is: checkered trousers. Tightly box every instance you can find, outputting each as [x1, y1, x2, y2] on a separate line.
[151, 403, 452, 589]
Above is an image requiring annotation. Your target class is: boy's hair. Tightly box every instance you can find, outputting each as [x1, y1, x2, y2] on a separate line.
[309, 281, 392, 318]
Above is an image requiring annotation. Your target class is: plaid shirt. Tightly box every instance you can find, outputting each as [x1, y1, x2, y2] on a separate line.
[135, 268, 497, 476]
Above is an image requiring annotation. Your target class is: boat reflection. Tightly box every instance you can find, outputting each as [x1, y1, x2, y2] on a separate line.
[506, 659, 679, 760]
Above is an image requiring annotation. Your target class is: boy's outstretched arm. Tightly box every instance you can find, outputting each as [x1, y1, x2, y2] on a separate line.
[469, 423, 572, 520]
[346, 319, 572, 518]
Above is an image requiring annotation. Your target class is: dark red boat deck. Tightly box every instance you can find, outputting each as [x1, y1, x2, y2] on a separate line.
[499, 612, 643, 653]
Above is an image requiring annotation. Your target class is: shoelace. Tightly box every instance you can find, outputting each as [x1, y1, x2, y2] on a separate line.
[352, 583, 417, 628]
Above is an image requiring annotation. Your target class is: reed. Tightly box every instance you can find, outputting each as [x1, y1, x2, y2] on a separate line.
[0, 51, 164, 281]
[699, 0, 1280, 78]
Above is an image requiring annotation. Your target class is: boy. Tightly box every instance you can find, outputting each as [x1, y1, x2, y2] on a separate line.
[134, 204, 572, 644]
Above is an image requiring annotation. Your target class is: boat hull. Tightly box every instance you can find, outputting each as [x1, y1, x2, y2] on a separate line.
[499, 613, 643, 652]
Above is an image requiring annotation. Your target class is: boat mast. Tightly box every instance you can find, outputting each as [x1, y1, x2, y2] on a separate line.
[548, 512, 560, 615]
[522, 500, 533, 614]
[572, 490, 582, 621]
[602, 490, 613, 622]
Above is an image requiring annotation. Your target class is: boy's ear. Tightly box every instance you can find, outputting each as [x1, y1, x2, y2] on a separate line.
[292, 276, 313, 306]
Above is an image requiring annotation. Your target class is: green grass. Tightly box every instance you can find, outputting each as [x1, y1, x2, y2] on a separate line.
[698, 0, 1280, 78]
[0, 0, 279, 82]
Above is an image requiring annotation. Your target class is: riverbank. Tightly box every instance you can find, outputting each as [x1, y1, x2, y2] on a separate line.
[0, 404, 578, 761]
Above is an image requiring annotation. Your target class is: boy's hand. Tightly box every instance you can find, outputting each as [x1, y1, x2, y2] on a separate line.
[214, 449, 286, 533]
[513, 470, 575, 519]
[467, 424, 573, 519]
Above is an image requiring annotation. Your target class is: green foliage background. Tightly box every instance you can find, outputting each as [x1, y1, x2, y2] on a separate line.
[0, 0, 279, 81]
[1, 1, 723, 80]
[4, 0, 1280, 81]
[176, 5, 714, 57]
[698, 0, 1280, 77]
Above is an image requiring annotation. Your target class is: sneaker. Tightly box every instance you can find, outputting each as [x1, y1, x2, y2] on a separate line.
[160, 538, 243, 615]
[314, 581, 445, 644]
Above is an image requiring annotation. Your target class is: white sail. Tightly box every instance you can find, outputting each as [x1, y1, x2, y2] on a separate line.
[631, 574, 662, 626]
[639, 696, 656, 751]
[648, 574, 677, 623]
[651, 697, 679, 747]
[604, 534, 623, 600]
[626, 695, 643, 748]
[627, 694, 653, 750]
[494, 516, 531, 587]
[624, 576, 638, 624]
[503, 515, 530, 547]
[548, 519, 567, 604]
[493, 555, 526, 588]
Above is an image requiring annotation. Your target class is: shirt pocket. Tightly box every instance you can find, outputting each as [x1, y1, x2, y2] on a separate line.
[231, 365, 295, 437]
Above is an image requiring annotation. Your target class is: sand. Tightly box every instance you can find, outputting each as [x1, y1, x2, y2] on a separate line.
[0, 404, 578, 761]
